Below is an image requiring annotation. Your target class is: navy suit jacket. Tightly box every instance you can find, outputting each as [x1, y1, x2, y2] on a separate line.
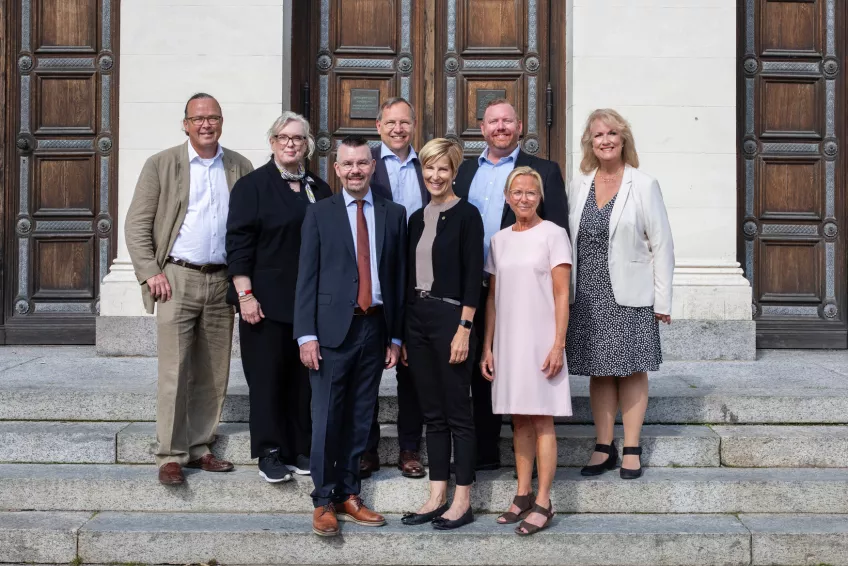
[453, 149, 570, 235]
[293, 190, 408, 349]
[369, 145, 430, 206]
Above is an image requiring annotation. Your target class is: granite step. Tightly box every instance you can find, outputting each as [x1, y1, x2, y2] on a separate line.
[715, 425, 848, 467]
[115, 423, 720, 467]
[2, 464, 848, 515]
[740, 513, 848, 566]
[0, 511, 91, 564]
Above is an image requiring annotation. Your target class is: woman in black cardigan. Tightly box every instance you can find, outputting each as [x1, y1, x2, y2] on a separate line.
[226, 112, 331, 483]
[400, 138, 484, 530]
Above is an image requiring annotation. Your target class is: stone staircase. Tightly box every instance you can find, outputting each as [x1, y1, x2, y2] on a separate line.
[1, 346, 848, 565]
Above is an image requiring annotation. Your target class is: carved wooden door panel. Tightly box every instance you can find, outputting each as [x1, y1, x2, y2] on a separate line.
[304, 0, 425, 192]
[435, 0, 553, 159]
[3, 0, 118, 343]
[740, 0, 846, 348]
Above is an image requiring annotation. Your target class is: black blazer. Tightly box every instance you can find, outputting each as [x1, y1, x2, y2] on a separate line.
[407, 199, 484, 309]
[370, 145, 430, 206]
[453, 149, 570, 235]
[293, 191, 408, 349]
[226, 159, 332, 323]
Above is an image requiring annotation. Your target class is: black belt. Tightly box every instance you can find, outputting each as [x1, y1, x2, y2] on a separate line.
[415, 290, 461, 306]
[354, 305, 383, 316]
[167, 256, 226, 274]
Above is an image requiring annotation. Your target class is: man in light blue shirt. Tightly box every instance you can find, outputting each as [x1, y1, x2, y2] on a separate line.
[364, 97, 428, 479]
[467, 144, 521, 263]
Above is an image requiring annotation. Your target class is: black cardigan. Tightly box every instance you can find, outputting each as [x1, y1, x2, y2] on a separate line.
[225, 159, 332, 323]
[407, 198, 484, 309]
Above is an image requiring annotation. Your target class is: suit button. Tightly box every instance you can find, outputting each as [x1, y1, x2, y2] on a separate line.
[349, 300, 355, 306]
[353, 276, 358, 282]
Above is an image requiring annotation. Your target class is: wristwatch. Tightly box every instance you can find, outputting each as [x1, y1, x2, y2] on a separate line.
[459, 319, 473, 329]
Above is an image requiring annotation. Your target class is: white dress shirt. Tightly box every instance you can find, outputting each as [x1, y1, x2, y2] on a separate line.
[297, 188, 401, 347]
[169, 143, 229, 264]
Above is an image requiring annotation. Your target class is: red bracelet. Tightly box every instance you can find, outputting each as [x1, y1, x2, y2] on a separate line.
[238, 289, 253, 297]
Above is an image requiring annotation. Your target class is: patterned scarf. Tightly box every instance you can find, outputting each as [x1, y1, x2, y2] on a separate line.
[277, 161, 306, 181]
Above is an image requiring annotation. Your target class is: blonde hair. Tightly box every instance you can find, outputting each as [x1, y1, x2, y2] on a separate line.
[504, 166, 545, 202]
[579, 109, 639, 174]
[267, 111, 316, 160]
[418, 137, 463, 177]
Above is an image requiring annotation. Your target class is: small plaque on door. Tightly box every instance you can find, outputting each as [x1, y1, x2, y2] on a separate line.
[350, 89, 381, 120]
[476, 89, 507, 120]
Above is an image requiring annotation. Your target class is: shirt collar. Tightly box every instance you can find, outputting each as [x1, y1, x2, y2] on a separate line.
[478, 145, 520, 166]
[380, 142, 417, 166]
[343, 188, 374, 207]
[187, 142, 224, 163]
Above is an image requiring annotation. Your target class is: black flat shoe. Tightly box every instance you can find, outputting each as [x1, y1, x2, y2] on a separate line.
[581, 441, 618, 476]
[432, 506, 474, 530]
[401, 502, 450, 526]
[620, 446, 643, 479]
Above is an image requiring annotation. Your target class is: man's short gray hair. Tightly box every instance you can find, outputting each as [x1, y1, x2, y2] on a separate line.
[267, 111, 316, 160]
[377, 97, 416, 122]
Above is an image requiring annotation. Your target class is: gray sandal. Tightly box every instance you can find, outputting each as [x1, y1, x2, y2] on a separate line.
[496, 493, 535, 524]
[515, 501, 555, 536]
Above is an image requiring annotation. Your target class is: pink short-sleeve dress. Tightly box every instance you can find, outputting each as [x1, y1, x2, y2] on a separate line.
[484, 220, 573, 416]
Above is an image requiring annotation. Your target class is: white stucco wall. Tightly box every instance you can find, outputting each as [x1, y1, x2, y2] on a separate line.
[566, 0, 751, 320]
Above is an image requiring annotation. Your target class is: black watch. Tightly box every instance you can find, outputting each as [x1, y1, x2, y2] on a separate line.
[459, 319, 473, 329]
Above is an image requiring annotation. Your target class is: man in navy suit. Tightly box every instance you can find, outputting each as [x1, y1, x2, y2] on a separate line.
[363, 97, 427, 479]
[295, 135, 407, 537]
[453, 98, 569, 471]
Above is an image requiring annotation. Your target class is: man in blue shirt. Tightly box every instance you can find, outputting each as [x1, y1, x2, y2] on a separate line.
[363, 98, 428, 479]
[454, 98, 569, 470]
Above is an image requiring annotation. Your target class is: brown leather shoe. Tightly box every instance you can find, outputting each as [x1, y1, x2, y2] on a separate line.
[158, 463, 185, 486]
[398, 450, 426, 478]
[360, 452, 380, 479]
[312, 503, 339, 537]
[185, 454, 234, 472]
[336, 494, 386, 526]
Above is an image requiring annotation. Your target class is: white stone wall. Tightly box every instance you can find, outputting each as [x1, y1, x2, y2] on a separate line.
[566, 0, 751, 321]
[102, 0, 289, 315]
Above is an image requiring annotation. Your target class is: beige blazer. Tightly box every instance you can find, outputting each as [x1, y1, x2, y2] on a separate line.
[124, 141, 254, 314]
[567, 165, 675, 315]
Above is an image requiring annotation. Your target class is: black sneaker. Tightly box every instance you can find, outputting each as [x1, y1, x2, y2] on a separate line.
[287, 454, 311, 476]
[258, 448, 293, 483]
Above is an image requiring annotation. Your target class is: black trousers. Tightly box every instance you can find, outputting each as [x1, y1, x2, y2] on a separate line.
[365, 362, 422, 456]
[471, 284, 503, 466]
[239, 318, 311, 461]
[309, 314, 386, 507]
[406, 298, 476, 485]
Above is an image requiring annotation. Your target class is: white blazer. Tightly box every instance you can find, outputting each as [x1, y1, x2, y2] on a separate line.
[567, 165, 675, 315]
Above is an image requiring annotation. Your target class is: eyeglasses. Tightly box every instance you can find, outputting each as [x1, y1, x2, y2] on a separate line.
[186, 115, 222, 126]
[508, 190, 541, 200]
[380, 120, 412, 130]
[338, 160, 372, 172]
[273, 134, 306, 146]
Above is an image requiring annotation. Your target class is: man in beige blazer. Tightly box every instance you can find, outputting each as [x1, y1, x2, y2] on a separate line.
[125, 93, 254, 485]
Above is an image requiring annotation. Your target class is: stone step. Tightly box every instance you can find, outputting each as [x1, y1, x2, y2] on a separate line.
[116, 423, 720, 467]
[0, 421, 129, 464]
[0, 511, 91, 564]
[715, 425, 848, 467]
[2, 464, 848, 515]
[740, 513, 848, 566]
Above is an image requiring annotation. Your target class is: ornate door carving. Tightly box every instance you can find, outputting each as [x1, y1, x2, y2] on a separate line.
[3, 0, 118, 343]
[740, 0, 846, 347]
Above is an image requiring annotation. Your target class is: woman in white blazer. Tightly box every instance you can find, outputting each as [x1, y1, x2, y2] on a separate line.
[565, 109, 674, 480]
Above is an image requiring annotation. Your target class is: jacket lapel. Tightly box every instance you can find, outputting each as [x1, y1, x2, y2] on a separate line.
[374, 195, 388, 267]
[177, 141, 191, 205]
[336, 193, 356, 262]
[222, 148, 240, 191]
[608, 165, 633, 240]
[413, 159, 430, 204]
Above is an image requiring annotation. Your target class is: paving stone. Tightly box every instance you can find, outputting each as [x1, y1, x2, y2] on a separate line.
[2, 464, 848, 515]
[78, 511, 750, 565]
[0, 511, 90, 563]
[0, 421, 127, 464]
[716, 425, 848, 467]
[660, 319, 756, 361]
[741, 513, 848, 566]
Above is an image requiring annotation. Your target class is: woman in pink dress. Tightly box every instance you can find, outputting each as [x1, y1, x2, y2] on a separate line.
[481, 166, 572, 536]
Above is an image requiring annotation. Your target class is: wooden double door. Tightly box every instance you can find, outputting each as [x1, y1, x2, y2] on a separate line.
[291, 0, 567, 191]
[0, 0, 118, 344]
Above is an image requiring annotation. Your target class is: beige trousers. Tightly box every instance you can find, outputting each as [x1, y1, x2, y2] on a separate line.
[155, 262, 234, 466]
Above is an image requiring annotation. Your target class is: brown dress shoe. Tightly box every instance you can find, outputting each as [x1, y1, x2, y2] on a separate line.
[312, 503, 339, 537]
[185, 454, 234, 472]
[360, 452, 380, 479]
[158, 463, 185, 486]
[335, 494, 386, 526]
[398, 450, 426, 478]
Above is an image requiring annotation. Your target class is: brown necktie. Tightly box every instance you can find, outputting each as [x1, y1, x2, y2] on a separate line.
[355, 200, 372, 311]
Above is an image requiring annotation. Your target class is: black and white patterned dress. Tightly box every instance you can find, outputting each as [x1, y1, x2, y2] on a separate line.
[566, 182, 662, 376]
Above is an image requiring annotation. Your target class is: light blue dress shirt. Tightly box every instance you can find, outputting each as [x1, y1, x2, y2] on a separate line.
[297, 188, 401, 347]
[381, 143, 423, 219]
[467, 145, 520, 263]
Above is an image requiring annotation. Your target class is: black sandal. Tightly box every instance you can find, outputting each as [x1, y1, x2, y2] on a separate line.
[496, 493, 535, 524]
[580, 441, 618, 476]
[515, 501, 555, 536]
[620, 446, 643, 479]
